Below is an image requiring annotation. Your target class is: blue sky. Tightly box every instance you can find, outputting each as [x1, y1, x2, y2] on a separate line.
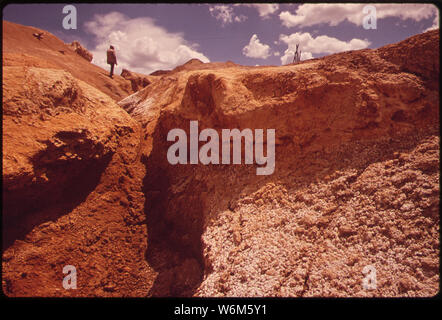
[3, 3, 439, 75]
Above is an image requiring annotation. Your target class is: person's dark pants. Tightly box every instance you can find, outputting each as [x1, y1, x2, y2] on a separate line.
[109, 63, 115, 78]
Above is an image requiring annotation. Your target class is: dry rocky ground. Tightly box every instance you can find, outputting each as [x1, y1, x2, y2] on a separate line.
[2, 21, 440, 297]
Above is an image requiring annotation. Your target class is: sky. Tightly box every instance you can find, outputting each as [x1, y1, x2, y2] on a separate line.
[3, 3, 440, 75]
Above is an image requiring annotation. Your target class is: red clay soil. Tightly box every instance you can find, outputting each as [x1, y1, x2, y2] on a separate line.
[2, 20, 440, 297]
[119, 29, 440, 297]
[3, 21, 141, 101]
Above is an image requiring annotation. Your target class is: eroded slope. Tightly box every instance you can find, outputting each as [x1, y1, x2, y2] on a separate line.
[2, 66, 154, 297]
[119, 30, 440, 297]
[2, 26, 439, 297]
[2, 20, 149, 101]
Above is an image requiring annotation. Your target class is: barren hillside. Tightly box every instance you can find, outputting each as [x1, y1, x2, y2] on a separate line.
[2, 21, 153, 101]
[2, 21, 439, 297]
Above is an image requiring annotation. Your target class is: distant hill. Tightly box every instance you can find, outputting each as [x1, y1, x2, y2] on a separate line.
[150, 58, 244, 76]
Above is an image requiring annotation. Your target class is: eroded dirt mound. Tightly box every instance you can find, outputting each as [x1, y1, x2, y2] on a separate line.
[2, 66, 155, 296]
[2, 21, 143, 101]
[119, 29, 439, 297]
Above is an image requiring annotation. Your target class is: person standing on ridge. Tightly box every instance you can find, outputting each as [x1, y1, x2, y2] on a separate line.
[106, 45, 118, 78]
[292, 44, 301, 64]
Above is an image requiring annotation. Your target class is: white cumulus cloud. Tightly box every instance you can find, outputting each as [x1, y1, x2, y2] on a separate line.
[279, 32, 370, 64]
[235, 4, 280, 19]
[301, 51, 314, 60]
[242, 34, 272, 59]
[84, 12, 210, 75]
[234, 15, 248, 23]
[210, 4, 279, 25]
[209, 5, 247, 26]
[280, 4, 438, 28]
[424, 9, 439, 32]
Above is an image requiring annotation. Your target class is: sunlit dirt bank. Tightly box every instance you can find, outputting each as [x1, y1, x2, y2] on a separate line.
[2, 21, 439, 297]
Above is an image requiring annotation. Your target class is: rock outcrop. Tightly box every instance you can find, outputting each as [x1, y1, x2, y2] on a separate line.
[2, 20, 439, 298]
[121, 69, 152, 92]
[68, 41, 93, 62]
